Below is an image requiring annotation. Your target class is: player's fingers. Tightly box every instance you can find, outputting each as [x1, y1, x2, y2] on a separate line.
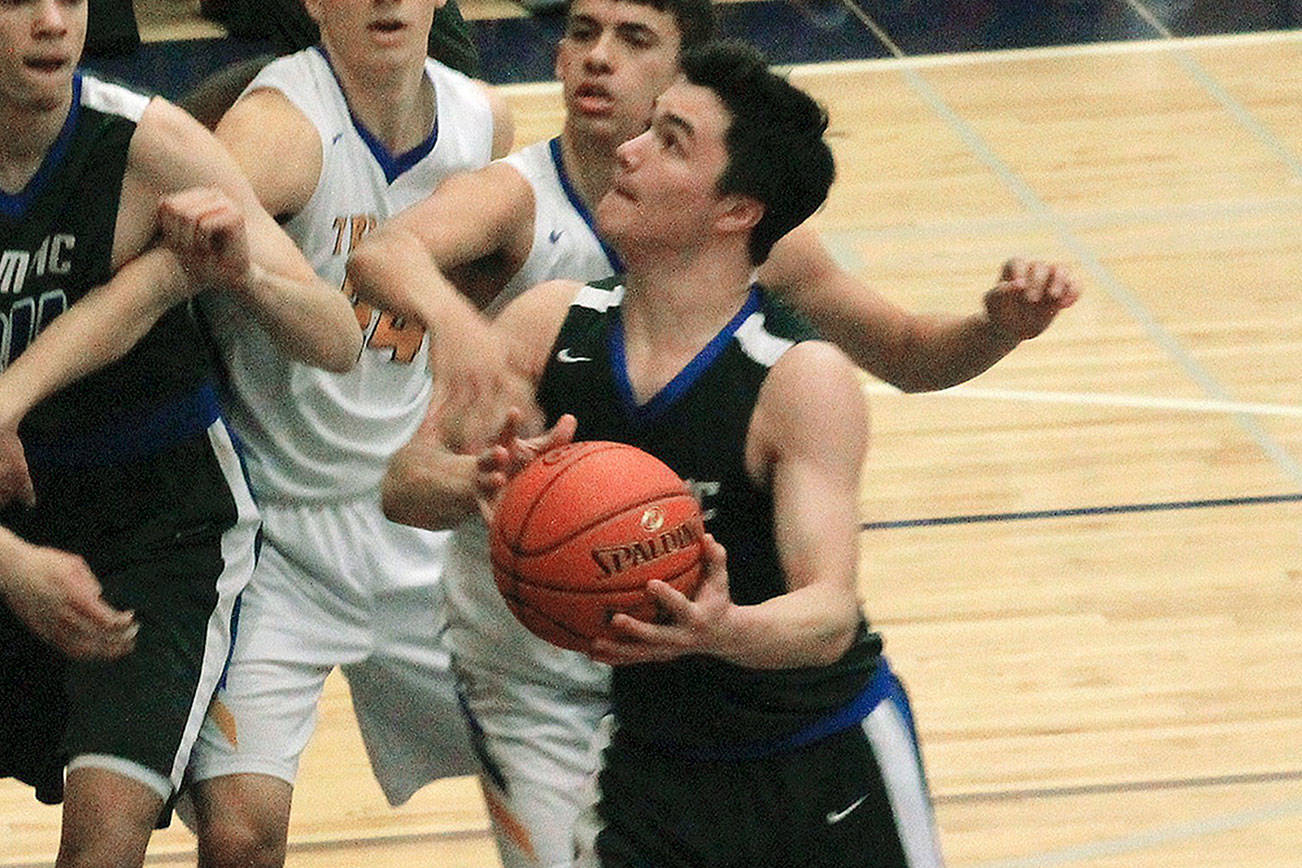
[546, 414, 578, 451]
[1000, 257, 1025, 283]
[1026, 262, 1051, 302]
[644, 579, 693, 622]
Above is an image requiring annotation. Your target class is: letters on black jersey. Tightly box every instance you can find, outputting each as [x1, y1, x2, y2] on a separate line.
[0, 234, 75, 371]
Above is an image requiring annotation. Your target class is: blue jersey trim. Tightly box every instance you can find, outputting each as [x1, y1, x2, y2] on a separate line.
[548, 137, 623, 274]
[609, 287, 762, 425]
[24, 381, 222, 467]
[672, 655, 899, 762]
[312, 45, 439, 185]
[0, 75, 82, 219]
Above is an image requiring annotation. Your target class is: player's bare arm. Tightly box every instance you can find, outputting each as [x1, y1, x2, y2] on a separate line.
[760, 224, 1079, 391]
[594, 340, 868, 669]
[129, 96, 361, 371]
[479, 81, 515, 160]
[381, 279, 577, 530]
[347, 160, 536, 322]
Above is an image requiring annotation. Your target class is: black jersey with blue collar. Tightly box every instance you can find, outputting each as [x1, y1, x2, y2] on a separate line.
[0, 74, 214, 463]
[536, 276, 882, 750]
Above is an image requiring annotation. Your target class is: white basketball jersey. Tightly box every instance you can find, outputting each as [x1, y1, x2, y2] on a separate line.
[487, 137, 620, 313]
[207, 48, 495, 502]
[445, 138, 617, 686]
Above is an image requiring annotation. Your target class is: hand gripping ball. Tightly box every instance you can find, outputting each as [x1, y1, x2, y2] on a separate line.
[489, 441, 705, 654]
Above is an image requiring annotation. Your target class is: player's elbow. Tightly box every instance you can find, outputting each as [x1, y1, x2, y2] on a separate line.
[812, 593, 864, 666]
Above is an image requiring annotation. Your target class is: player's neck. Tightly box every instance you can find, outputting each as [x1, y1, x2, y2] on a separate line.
[558, 126, 622, 212]
[0, 93, 71, 194]
[620, 244, 753, 381]
[330, 51, 435, 156]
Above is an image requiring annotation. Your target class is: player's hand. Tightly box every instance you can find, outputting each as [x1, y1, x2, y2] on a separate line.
[590, 535, 734, 666]
[0, 426, 35, 509]
[984, 258, 1080, 341]
[474, 411, 577, 523]
[0, 542, 138, 660]
[157, 187, 253, 293]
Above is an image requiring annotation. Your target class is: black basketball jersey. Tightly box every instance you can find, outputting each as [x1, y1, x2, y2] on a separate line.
[537, 277, 882, 750]
[0, 74, 212, 456]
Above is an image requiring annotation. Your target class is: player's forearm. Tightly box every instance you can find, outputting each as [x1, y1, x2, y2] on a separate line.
[713, 582, 861, 669]
[347, 227, 467, 330]
[381, 445, 481, 531]
[231, 262, 361, 373]
[884, 309, 1021, 393]
[0, 248, 186, 429]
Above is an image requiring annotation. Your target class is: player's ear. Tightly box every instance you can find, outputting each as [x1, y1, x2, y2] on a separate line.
[715, 194, 763, 236]
[301, 0, 325, 25]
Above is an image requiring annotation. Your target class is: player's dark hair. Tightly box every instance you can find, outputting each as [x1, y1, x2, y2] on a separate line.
[565, 0, 716, 50]
[681, 40, 835, 264]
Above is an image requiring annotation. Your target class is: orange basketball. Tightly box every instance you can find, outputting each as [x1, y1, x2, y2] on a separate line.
[489, 441, 706, 654]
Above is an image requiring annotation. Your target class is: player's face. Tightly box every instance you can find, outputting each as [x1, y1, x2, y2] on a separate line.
[596, 79, 734, 254]
[307, 0, 442, 73]
[556, 0, 682, 146]
[0, 0, 86, 112]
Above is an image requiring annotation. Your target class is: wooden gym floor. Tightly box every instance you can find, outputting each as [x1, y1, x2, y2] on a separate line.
[3, 1, 1300, 866]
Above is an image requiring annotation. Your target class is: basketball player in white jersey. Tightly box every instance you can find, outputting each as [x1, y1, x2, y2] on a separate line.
[0, 2, 361, 865]
[182, 2, 513, 866]
[346, 2, 1078, 866]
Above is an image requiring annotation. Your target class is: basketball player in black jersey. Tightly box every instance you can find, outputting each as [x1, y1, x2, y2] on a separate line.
[0, 2, 360, 866]
[384, 41, 947, 866]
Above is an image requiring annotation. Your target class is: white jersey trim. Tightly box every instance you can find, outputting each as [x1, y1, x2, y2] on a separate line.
[80, 75, 150, 123]
[735, 311, 795, 368]
[573, 283, 625, 313]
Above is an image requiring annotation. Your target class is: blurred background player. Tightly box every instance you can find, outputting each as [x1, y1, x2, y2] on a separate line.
[181, 2, 515, 867]
[0, 1, 360, 866]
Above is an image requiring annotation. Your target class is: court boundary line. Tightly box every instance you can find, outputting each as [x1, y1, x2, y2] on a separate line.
[821, 193, 1302, 240]
[861, 492, 1302, 531]
[971, 793, 1302, 868]
[497, 29, 1302, 96]
[940, 768, 1302, 805]
[833, 0, 1302, 487]
[1126, 0, 1302, 179]
[861, 381, 1302, 420]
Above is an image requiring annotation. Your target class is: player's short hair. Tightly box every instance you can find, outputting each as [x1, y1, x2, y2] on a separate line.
[681, 40, 835, 264]
[566, 0, 716, 50]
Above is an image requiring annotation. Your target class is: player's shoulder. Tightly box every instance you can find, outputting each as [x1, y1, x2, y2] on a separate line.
[764, 338, 865, 424]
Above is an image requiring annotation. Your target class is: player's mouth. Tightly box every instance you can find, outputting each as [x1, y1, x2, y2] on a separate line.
[367, 18, 407, 42]
[23, 56, 70, 75]
[573, 82, 615, 114]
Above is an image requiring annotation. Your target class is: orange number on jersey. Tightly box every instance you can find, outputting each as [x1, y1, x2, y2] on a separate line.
[368, 313, 425, 364]
[338, 275, 422, 364]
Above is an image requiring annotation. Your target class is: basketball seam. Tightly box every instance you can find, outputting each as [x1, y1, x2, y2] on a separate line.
[508, 442, 628, 550]
[492, 556, 701, 595]
[511, 488, 695, 557]
[498, 589, 591, 649]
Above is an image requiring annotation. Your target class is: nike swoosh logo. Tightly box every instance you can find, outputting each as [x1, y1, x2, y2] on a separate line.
[825, 793, 869, 825]
[549, 229, 563, 244]
[331, 132, 344, 145]
[556, 348, 593, 363]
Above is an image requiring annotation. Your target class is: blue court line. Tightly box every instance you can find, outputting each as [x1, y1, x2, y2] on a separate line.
[936, 768, 1302, 805]
[861, 492, 1302, 531]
